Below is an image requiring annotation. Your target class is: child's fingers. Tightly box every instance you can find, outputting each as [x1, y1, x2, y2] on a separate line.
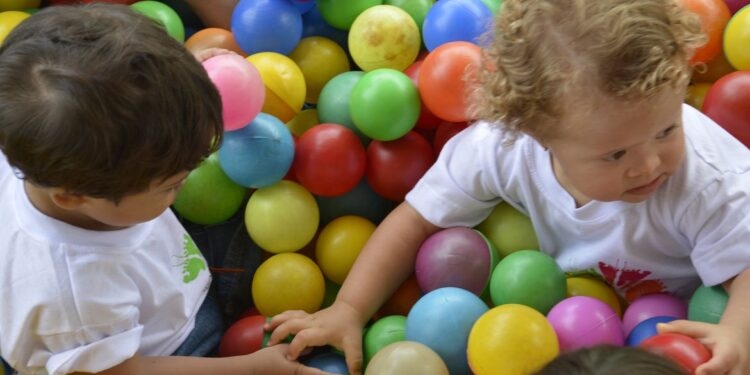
[657, 320, 714, 338]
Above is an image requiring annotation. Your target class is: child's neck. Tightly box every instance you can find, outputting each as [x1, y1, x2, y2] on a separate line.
[23, 181, 116, 231]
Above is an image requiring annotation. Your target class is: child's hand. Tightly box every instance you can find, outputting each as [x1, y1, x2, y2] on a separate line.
[658, 320, 750, 375]
[266, 302, 367, 375]
[248, 344, 335, 375]
[193, 48, 237, 64]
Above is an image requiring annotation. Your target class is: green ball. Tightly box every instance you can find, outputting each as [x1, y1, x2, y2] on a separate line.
[384, 0, 434, 32]
[688, 284, 728, 324]
[364, 315, 407, 365]
[317, 70, 369, 144]
[480, 0, 503, 13]
[350, 68, 420, 141]
[489, 250, 566, 314]
[172, 153, 246, 225]
[475, 202, 539, 258]
[131, 0, 185, 42]
[317, 0, 382, 30]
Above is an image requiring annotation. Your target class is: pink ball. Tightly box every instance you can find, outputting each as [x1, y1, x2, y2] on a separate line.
[202, 53, 265, 131]
[547, 296, 625, 351]
[622, 293, 687, 336]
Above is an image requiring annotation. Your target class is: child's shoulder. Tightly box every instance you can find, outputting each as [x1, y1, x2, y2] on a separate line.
[682, 104, 750, 175]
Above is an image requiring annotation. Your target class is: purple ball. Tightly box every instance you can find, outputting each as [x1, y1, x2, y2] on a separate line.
[725, 0, 750, 14]
[547, 296, 625, 351]
[415, 227, 494, 295]
[622, 293, 687, 336]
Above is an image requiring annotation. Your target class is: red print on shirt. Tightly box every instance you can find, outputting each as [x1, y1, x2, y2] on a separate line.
[598, 261, 667, 302]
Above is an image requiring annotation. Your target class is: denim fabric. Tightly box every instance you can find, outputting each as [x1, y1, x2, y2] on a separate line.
[171, 295, 224, 357]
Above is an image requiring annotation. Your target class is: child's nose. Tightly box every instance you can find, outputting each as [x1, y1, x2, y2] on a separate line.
[626, 152, 660, 178]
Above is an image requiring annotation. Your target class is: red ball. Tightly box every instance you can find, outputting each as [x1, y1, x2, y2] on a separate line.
[218, 314, 268, 357]
[433, 121, 469, 157]
[366, 131, 434, 201]
[293, 123, 367, 197]
[702, 70, 750, 147]
[404, 59, 443, 130]
[639, 333, 712, 373]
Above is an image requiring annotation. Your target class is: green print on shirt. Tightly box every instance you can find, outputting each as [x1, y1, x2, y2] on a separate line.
[180, 234, 207, 283]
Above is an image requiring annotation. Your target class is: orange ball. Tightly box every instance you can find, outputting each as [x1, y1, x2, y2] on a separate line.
[418, 41, 481, 122]
[185, 27, 246, 56]
[680, 0, 731, 64]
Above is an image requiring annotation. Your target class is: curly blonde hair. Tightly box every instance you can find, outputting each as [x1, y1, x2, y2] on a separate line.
[470, 0, 706, 140]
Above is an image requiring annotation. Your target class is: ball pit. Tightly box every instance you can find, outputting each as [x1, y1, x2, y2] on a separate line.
[365, 341, 449, 375]
[547, 296, 625, 351]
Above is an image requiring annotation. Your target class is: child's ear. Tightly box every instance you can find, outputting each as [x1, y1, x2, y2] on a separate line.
[49, 189, 87, 210]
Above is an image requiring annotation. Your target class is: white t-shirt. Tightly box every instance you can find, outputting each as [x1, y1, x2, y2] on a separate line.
[0, 154, 211, 375]
[407, 104, 750, 301]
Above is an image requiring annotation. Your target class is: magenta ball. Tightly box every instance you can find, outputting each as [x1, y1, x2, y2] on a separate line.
[547, 296, 625, 351]
[202, 53, 265, 131]
[415, 227, 494, 295]
[622, 294, 688, 336]
[725, 0, 750, 14]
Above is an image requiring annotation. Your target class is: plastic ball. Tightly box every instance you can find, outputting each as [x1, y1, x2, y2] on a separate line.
[317, 71, 369, 143]
[406, 287, 489, 375]
[244, 180, 320, 253]
[639, 333, 712, 374]
[626, 316, 677, 347]
[688, 284, 728, 324]
[547, 296, 625, 351]
[218, 113, 295, 188]
[565, 276, 622, 317]
[172, 153, 246, 225]
[364, 341, 449, 375]
[724, 4, 750, 69]
[304, 352, 348, 374]
[679, 0, 730, 64]
[286, 108, 319, 137]
[251, 252, 325, 316]
[489, 249, 567, 314]
[218, 314, 267, 357]
[350, 68, 421, 141]
[0, 0, 40, 11]
[293, 123, 367, 197]
[365, 131, 434, 201]
[418, 41, 482, 122]
[384, 0, 434, 32]
[185, 27, 246, 56]
[364, 315, 408, 365]
[316, 215, 376, 284]
[0, 10, 29, 45]
[432, 121, 469, 157]
[686, 82, 712, 110]
[202, 53, 265, 131]
[316, 179, 394, 226]
[422, 0, 492, 51]
[467, 304, 559, 375]
[725, 0, 750, 14]
[317, 0, 382, 30]
[302, 5, 349, 50]
[348, 5, 421, 72]
[415, 227, 496, 295]
[403, 58, 444, 131]
[376, 274, 423, 317]
[691, 51, 737, 83]
[289, 36, 351, 104]
[474, 202, 540, 258]
[231, 0, 302, 55]
[480, 0, 502, 13]
[622, 293, 688, 336]
[702, 70, 750, 147]
[130, 1, 184, 42]
[246, 52, 306, 123]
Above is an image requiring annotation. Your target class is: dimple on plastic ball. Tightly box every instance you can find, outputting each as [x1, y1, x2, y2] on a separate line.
[622, 293, 688, 336]
[317, 0, 382, 30]
[724, 5, 750, 69]
[702, 70, 750, 147]
[231, 0, 302, 55]
[688, 284, 728, 324]
[406, 287, 489, 375]
[547, 296, 625, 351]
[202, 53, 265, 131]
[366, 131, 434, 201]
[474, 202, 540, 258]
[316, 215, 376, 284]
[348, 5, 421, 72]
[422, 0, 492, 51]
[0, 10, 29, 45]
[418, 41, 482, 123]
[626, 316, 677, 347]
[130, 1, 184, 42]
[467, 304, 559, 375]
[317, 71, 368, 142]
[489, 249, 567, 314]
[185, 27, 246, 56]
[244, 180, 319, 253]
[639, 333, 712, 374]
[293, 123, 367, 197]
[364, 341, 449, 375]
[290, 36, 351, 104]
[364, 315, 408, 365]
[350, 68, 421, 141]
[680, 0, 730, 64]
[172, 153, 246, 225]
[565, 276, 622, 317]
[218, 314, 268, 357]
[218, 113, 295, 188]
[246, 52, 306, 123]
[251, 252, 325, 316]
[415, 227, 496, 295]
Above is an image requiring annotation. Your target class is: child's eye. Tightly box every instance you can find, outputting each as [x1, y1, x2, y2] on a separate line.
[604, 150, 626, 161]
[656, 125, 678, 139]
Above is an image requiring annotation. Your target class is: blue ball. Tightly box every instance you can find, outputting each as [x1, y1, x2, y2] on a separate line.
[625, 316, 677, 347]
[231, 0, 303, 55]
[406, 287, 488, 375]
[305, 352, 348, 374]
[422, 0, 493, 51]
[218, 113, 295, 188]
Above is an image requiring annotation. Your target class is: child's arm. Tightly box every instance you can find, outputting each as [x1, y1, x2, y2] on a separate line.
[265, 202, 441, 375]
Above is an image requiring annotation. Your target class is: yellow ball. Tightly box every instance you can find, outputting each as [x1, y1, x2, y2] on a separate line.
[316, 215, 376, 284]
[566, 276, 622, 317]
[467, 304, 559, 375]
[365, 341, 449, 375]
[0, 10, 29, 45]
[252, 253, 325, 316]
[724, 5, 750, 70]
[289, 36, 350, 104]
[475, 202, 539, 258]
[348, 5, 421, 72]
[245, 180, 319, 253]
[246, 52, 306, 123]
[285, 108, 319, 137]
